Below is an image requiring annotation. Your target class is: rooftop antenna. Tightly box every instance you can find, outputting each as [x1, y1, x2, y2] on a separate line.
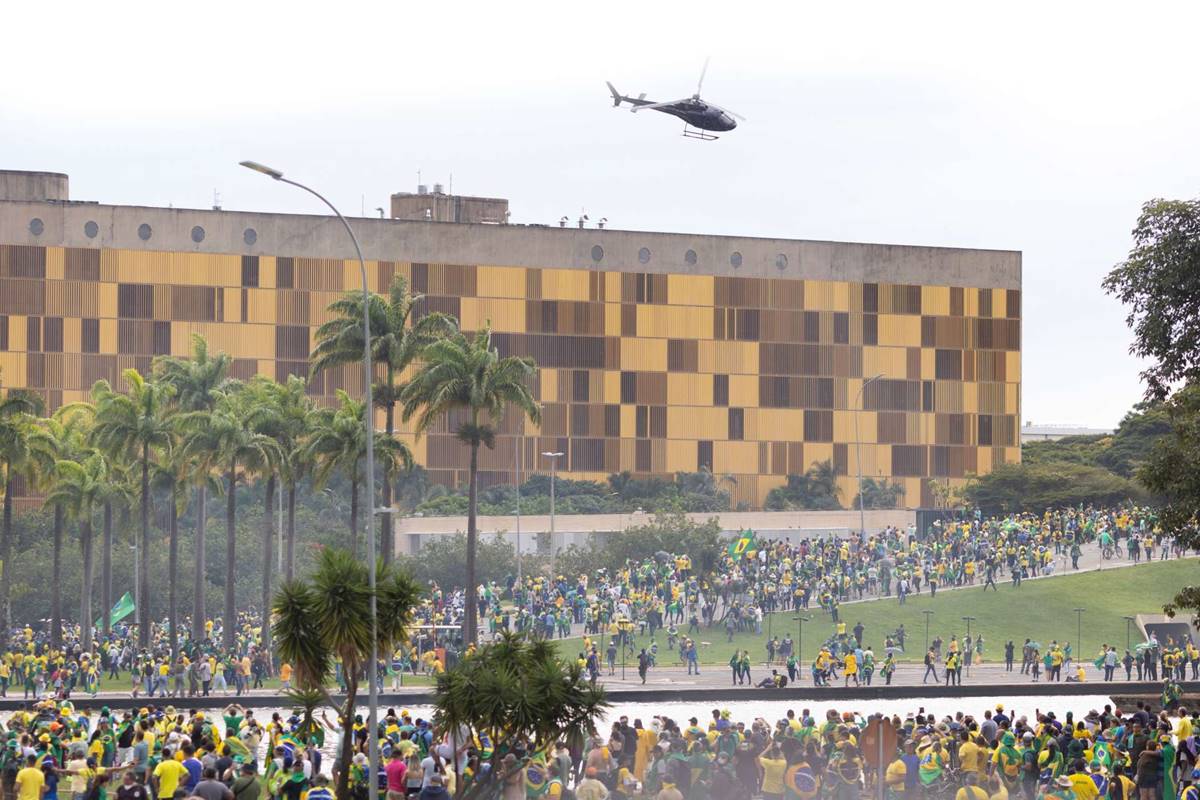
[449, 172, 453, 196]
[212, 190, 222, 211]
[417, 169, 421, 189]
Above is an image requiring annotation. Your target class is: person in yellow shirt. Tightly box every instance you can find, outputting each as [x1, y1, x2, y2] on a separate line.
[843, 651, 859, 687]
[151, 749, 189, 799]
[959, 732, 984, 776]
[15, 756, 44, 800]
[955, 772, 989, 800]
[279, 662, 292, 692]
[758, 742, 788, 800]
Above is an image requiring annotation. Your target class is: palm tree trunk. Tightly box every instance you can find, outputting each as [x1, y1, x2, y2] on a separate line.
[101, 501, 113, 639]
[51, 504, 64, 648]
[81, 518, 95, 653]
[349, 475, 359, 559]
[261, 475, 275, 666]
[193, 483, 207, 642]
[139, 446, 151, 648]
[168, 489, 179, 662]
[224, 465, 237, 651]
[380, 399, 394, 565]
[1, 474, 13, 645]
[465, 441, 480, 645]
[285, 483, 296, 581]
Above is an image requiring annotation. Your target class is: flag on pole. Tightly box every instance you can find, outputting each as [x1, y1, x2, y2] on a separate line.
[728, 530, 757, 561]
[95, 592, 135, 629]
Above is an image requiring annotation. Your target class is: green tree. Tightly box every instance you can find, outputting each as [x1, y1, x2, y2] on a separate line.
[91, 369, 175, 647]
[311, 276, 456, 563]
[765, 460, 843, 510]
[963, 461, 1143, 514]
[0, 384, 43, 641]
[306, 390, 412, 556]
[401, 326, 540, 644]
[434, 631, 607, 797]
[257, 375, 316, 581]
[44, 451, 110, 653]
[398, 533, 518, 591]
[1103, 197, 1200, 401]
[155, 335, 232, 641]
[150, 443, 191, 661]
[181, 385, 279, 650]
[29, 405, 93, 648]
[556, 511, 725, 585]
[853, 477, 905, 510]
[272, 547, 420, 800]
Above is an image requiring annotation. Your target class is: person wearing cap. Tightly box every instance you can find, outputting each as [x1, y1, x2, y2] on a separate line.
[220, 763, 257, 800]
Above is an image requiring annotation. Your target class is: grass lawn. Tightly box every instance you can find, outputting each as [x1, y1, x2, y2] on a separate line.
[558, 558, 1199, 667]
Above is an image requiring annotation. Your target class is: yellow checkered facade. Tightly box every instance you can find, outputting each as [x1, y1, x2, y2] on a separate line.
[0, 242, 1020, 508]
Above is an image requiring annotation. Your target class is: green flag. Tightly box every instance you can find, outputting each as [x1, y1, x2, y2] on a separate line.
[728, 530, 756, 561]
[95, 592, 135, 629]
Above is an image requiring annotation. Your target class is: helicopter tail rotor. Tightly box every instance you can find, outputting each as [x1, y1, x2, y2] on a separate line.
[606, 81, 623, 107]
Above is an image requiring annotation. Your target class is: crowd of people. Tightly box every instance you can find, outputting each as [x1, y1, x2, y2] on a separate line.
[8, 693, 1200, 800]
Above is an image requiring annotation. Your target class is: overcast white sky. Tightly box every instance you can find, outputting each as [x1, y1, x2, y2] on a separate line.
[3, 1, 1197, 428]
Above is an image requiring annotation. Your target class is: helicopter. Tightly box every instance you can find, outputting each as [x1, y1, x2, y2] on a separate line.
[606, 59, 745, 140]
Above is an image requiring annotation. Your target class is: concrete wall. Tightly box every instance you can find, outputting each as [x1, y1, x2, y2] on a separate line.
[0, 199, 1021, 289]
[392, 508, 916, 556]
[0, 171, 69, 203]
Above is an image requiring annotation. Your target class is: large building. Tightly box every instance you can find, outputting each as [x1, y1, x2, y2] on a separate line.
[0, 169, 1020, 509]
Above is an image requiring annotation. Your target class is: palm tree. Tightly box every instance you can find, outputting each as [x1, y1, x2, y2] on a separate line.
[95, 460, 135, 641]
[311, 276, 455, 563]
[181, 385, 279, 650]
[29, 405, 93, 648]
[45, 450, 109, 653]
[306, 391, 411, 556]
[273, 547, 420, 800]
[256, 375, 315, 581]
[400, 326, 540, 644]
[155, 335, 232, 641]
[91, 369, 175, 647]
[150, 445, 189, 661]
[0, 385, 45, 642]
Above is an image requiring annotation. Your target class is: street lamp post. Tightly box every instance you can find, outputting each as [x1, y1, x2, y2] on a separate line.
[1123, 615, 1136, 650]
[854, 374, 885, 535]
[793, 615, 812, 675]
[515, 438, 522, 588]
[542, 451, 563, 560]
[923, 609, 934, 653]
[240, 161, 381, 800]
[962, 616, 976, 677]
[1074, 607, 1086, 659]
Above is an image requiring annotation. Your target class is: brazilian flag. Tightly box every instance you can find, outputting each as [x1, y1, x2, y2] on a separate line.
[728, 530, 757, 561]
[919, 750, 944, 786]
[785, 763, 820, 799]
[525, 759, 549, 797]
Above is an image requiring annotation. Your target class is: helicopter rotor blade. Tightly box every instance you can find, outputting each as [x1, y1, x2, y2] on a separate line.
[696, 56, 710, 98]
[631, 98, 691, 112]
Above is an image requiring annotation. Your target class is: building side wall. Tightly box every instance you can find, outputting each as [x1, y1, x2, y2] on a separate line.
[0, 238, 1021, 509]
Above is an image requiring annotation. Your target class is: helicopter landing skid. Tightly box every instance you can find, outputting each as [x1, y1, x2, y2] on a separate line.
[682, 125, 719, 141]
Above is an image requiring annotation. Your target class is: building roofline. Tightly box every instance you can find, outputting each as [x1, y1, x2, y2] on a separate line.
[0, 199, 1022, 289]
